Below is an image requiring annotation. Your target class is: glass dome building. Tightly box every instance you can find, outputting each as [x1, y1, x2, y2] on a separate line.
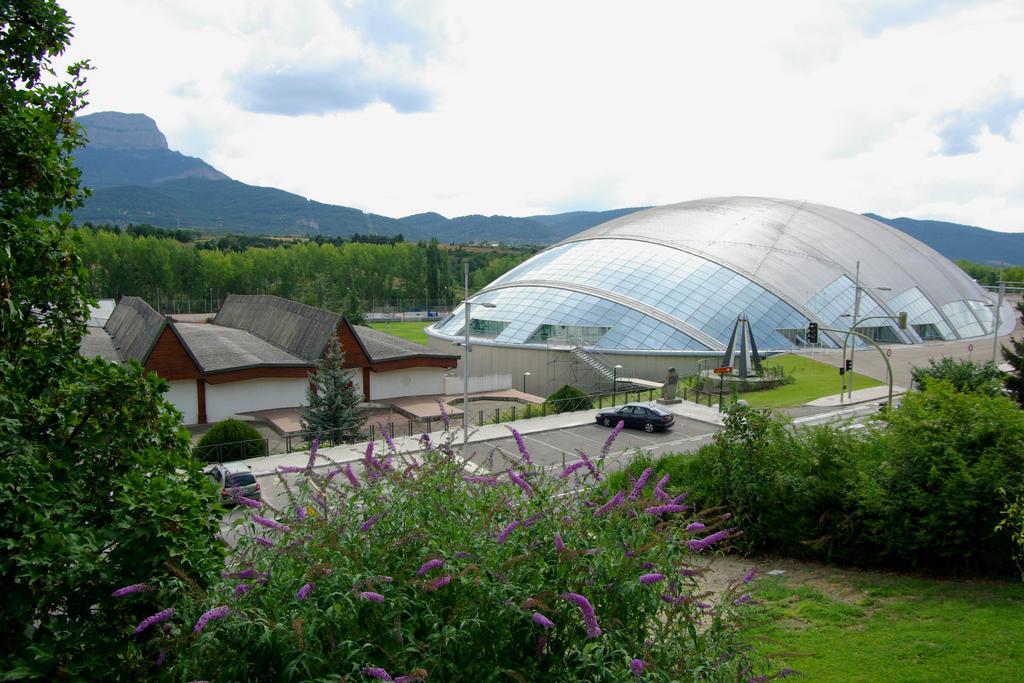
[428, 197, 1011, 356]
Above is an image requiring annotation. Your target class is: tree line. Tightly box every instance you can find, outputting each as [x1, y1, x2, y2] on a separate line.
[74, 225, 537, 313]
[955, 259, 1024, 286]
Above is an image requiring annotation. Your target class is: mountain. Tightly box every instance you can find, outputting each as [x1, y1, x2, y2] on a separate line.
[72, 112, 1023, 258]
[865, 214, 1024, 266]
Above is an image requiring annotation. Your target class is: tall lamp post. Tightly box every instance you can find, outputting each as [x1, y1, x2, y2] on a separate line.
[522, 371, 531, 393]
[845, 261, 891, 400]
[991, 282, 1005, 364]
[462, 298, 496, 452]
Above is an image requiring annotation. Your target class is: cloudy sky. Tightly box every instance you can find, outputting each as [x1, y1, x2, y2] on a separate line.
[60, 0, 1024, 231]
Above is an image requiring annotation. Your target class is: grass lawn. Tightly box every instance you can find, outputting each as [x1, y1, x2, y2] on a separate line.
[746, 566, 1024, 682]
[368, 321, 430, 346]
[739, 354, 883, 408]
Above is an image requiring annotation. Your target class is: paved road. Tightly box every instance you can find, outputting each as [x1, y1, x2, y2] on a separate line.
[460, 417, 720, 474]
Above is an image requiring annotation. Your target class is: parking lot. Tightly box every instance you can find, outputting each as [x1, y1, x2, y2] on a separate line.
[459, 417, 721, 474]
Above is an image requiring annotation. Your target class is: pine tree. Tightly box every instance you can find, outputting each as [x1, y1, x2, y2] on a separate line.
[1002, 300, 1024, 407]
[301, 336, 364, 444]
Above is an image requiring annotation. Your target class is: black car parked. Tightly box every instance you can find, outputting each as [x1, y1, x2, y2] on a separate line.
[595, 402, 675, 432]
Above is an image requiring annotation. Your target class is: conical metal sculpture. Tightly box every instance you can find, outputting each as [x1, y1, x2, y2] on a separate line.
[721, 314, 762, 379]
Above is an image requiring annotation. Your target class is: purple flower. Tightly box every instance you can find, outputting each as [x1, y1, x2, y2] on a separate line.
[344, 463, 361, 488]
[379, 424, 396, 452]
[574, 450, 603, 480]
[671, 492, 689, 505]
[396, 676, 425, 683]
[253, 515, 291, 533]
[417, 558, 444, 576]
[497, 519, 521, 544]
[555, 532, 566, 553]
[531, 612, 555, 629]
[424, 574, 452, 592]
[359, 591, 385, 602]
[734, 594, 753, 605]
[742, 567, 759, 584]
[601, 420, 625, 457]
[233, 569, 257, 580]
[296, 507, 306, 521]
[595, 491, 624, 517]
[363, 666, 393, 681]
[360, 512, 384, 532]
[631, 658, 646, 676]
[653, 473, 670, 501]
[628, 467, 653, 500]
[639, 573, 666, 585]
[419, 433, 433, 450]
[559, 460, 589, 478]
[507, 426, 534, 466]
[277, 465, 305, 473]
[685, 522, 706, 531]
[297, 582, 314, 600]
[437, 400, 450, 428]
[562, 592, 601, 638]
[642, 561, 655, 569]
[234, 495, 262, 509]
[643, 504, 688, 515]
[254, 536, 274, 549]
[193, 606, 230, 633]
[234, 583, 251, 597]
[133, 608, 174, 635]
[688, 529, 730, 552]
[112, 583, 152, 597]
[508, 470, 534, 497]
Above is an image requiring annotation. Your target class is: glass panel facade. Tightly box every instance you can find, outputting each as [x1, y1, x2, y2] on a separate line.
[431, 286, 709, 350]
[887, 287, 953, 340]
[967, 300, 994, 334]
[487, 239, 810, 350]
[941, 300, 985, 338]
[526, 324, 610, 345]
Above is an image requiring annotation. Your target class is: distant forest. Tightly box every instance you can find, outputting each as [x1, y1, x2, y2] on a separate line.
[75, 223, 539, 314]
[955, 260, 1024, 287]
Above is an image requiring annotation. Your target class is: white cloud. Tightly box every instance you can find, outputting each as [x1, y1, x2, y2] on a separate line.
[60, 0, 1024, 230]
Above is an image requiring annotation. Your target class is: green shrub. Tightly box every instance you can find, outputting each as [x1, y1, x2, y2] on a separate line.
[847, 382, 1024, 574]
[126, 433, 759, 681]
[196, 419, 266, 462]
[546, 384, 593, 413]
[910, 357, 1004, 396]
[682, 406, 858, 558]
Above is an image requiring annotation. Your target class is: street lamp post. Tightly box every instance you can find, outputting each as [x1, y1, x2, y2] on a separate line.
[992, 281, 1005, 364]
[845, 261, 891, 400]
[523, 371, 531, 393]
[462, 298, 496, 453]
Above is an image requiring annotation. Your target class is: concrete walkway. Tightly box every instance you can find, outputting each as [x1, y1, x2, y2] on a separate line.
[805, 384, 907, 407]
[227, 397, 723, 476]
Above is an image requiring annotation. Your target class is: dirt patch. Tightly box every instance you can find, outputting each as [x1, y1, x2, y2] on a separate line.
[701, 554, 882, 607]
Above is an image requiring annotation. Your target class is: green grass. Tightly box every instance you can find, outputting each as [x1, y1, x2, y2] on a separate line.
[368, 321, 430, 346]
[739, 354, 883, 408]
[747, 570, 1024, 682]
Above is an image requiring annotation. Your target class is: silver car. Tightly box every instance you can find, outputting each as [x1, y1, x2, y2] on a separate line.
[206, 463, 261, 505]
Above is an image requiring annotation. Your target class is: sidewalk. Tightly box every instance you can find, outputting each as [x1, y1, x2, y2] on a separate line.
[230, 397, 724, 476]
[804, 384, 906, 407]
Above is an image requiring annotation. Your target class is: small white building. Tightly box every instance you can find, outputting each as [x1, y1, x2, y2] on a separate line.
[81, 294, 459, 424]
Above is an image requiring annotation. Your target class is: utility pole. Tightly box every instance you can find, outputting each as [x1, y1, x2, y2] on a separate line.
[992, 281, 1005, 364]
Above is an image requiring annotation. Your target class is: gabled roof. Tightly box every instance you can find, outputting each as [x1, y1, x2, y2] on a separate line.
[103, 296, 166, 362]
[80, 325, 123, 362]
[353, 323, 458, 363]
[172, 322, 309, 373]
[213, 294, 340, 362]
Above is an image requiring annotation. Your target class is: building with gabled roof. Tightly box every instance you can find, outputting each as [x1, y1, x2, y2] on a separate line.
[81, 294, 459, 425]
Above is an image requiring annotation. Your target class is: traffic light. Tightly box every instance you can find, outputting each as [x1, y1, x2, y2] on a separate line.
[806, 322, 818, 344]
[897, 311, 908, 330]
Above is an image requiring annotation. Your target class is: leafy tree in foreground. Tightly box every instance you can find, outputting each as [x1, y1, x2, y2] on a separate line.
[301, 336, 364, 444]
[1002, 299, 1024, 407]
[0, 2, 224, 678]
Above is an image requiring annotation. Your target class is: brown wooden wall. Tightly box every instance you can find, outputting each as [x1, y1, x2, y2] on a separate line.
[145, 326, 201, 380]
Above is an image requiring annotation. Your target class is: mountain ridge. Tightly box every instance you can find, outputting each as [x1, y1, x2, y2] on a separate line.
[71, 112, 1024, 261]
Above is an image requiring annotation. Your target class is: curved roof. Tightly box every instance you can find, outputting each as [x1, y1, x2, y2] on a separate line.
[429, 197, 1007, 352]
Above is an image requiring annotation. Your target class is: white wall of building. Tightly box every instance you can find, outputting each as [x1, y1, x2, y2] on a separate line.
[369, 367, 445, 401]
[166, 379, 198, 425]
[444, 373, 512, 395]
[206, 377, 309, 423]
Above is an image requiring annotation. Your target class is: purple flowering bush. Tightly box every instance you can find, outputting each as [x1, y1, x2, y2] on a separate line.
[130, 432, 758, 680]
